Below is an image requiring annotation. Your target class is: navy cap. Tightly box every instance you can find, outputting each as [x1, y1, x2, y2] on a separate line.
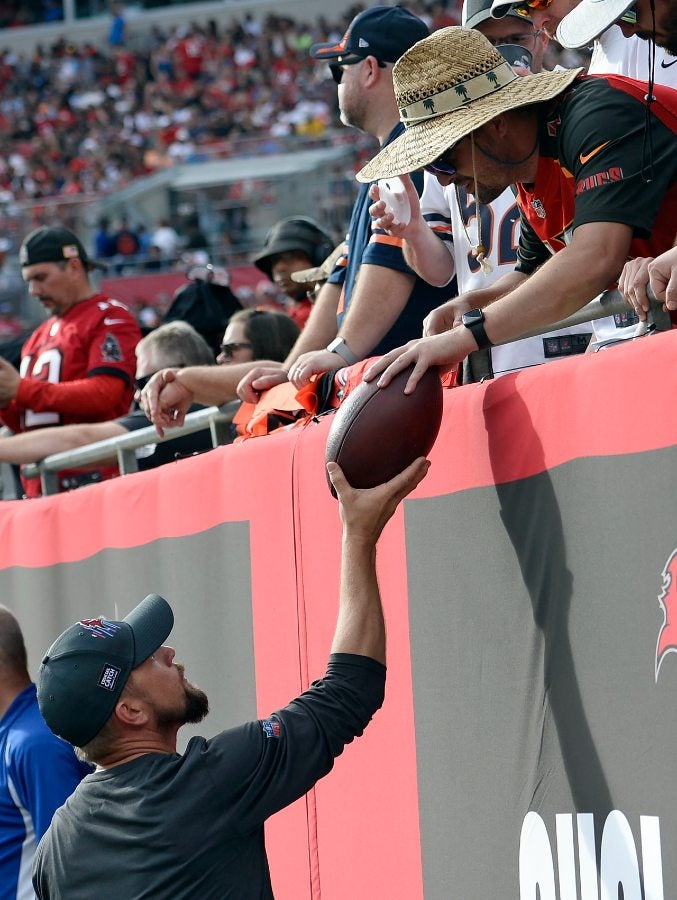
[37, 594, 174, 747]
[310, 6, 430, 64]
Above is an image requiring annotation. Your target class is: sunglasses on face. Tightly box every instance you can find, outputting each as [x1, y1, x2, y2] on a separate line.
[329, 54, 386, 84]
[618, 5, 637, 26]
[424, 148, 457, 178]
[219, 341, 252, 358]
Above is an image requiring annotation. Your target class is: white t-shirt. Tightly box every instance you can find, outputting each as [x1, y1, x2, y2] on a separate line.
[588, 28, 676, 345]
[420, 177, 593, 378]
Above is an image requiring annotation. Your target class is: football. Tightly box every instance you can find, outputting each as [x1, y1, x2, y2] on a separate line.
[325, 365, 443, 495]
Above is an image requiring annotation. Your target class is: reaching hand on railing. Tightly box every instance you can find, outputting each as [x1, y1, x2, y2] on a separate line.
[139, 369, 195, 438]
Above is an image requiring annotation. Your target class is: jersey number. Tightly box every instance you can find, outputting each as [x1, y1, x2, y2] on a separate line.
[20, 348, 63, 427]
[458, 187, 519, 273]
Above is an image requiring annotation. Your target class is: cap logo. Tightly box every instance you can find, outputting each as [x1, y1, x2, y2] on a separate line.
[80, 617, 121, 639]
[99, 664, 122, 691]
[358, 37, 369, 48]
[400, 61, 517, 123]
[62, 244, 79, 259]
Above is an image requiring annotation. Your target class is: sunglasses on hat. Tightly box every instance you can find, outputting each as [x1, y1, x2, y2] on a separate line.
[513, 0, 636, 25]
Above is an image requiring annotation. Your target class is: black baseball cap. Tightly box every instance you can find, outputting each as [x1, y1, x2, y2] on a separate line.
[309, 6, 430, 65]
[19, 225, 105, 271]
[464, 0, 529, 27]
[37, 593, 174, 747]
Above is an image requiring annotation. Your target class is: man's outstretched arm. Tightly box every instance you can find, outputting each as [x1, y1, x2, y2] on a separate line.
[327, 457, 430, 665]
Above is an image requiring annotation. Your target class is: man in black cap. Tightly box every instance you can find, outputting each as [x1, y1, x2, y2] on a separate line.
[31, 456, 430, 899]
[237, 6, 452, 406]
[0, 225, 140, 497]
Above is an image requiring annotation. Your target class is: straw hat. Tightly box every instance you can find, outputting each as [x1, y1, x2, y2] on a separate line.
[291, 242, 345, 285]
[356, 27, 582, 183]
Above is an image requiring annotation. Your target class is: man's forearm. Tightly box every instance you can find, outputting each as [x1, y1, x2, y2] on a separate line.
[331, 534, 384, 664]
[339, 265, 416, 358]
[174, 362, 281, 406]
[402, 219, 455, 287]
[0, 421, 126, 464]
[483, 226, 632, 345]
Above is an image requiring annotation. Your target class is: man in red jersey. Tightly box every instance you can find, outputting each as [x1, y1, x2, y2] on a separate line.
[0, 225, 140, 497]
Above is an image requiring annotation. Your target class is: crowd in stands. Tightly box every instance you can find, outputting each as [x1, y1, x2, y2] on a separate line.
[0, 2, 588, 208]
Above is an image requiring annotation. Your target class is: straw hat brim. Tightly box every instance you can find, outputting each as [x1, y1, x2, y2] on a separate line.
[356, 67, 583, 183]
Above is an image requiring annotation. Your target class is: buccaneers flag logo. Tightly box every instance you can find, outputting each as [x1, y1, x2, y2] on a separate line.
[655, 549, 677, 681]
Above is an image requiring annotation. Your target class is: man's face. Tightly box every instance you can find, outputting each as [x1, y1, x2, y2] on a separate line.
[619, 0, 677, 54]
[270, 250, 313, 300]
[128, 645, 209, 730]
[336, 58, 371, 132]
[478, 15, 548, 72]
[22, 260, 81, 316]
[527, 0, 578, 39]
[431, 130, 520, 204]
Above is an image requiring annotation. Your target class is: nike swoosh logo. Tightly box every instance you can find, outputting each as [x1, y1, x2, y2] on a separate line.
[104, 318, 127, 325]
[660, 58, 677, 68]
[579, 141, 611, 165]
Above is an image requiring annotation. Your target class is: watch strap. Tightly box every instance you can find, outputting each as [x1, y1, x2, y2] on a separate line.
[326, 337, 359, 366]
[462, 310, 493, 351]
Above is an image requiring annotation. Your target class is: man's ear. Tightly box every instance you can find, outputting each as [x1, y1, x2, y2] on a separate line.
[115, 693, 150, 728]
[480, 113, 511, 140]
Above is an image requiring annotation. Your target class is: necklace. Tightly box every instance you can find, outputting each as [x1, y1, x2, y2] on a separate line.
[456, 134, 493, 277]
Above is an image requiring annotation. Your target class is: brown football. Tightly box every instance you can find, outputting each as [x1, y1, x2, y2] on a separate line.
[325, 365, 443, 495]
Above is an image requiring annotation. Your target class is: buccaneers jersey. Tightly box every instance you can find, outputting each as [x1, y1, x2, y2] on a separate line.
[8, 293, 139, 432]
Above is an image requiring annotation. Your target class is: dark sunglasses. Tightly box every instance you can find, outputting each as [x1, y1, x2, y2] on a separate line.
[329, 55, 386, 84]
[219, 341, 252, 358]
[424, 148, 457, 178]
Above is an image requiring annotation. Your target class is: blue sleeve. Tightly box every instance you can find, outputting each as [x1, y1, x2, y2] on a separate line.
[10, 733, 90, 839]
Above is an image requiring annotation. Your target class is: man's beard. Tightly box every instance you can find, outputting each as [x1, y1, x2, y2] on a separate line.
[156, 665, 209, 727]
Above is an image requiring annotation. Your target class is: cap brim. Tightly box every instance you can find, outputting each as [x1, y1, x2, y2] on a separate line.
[465, 8, 527, 28]
[291, 264, 323, 284]
[356, 68, 582, 183]
[309, 40, 348, 60]
[556, 0, 633, 49]
[490, 0, 518, 18]
[124, 593, 174, 666]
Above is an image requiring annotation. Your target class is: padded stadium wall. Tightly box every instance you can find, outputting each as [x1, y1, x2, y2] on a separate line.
[3, 331, 677, 898]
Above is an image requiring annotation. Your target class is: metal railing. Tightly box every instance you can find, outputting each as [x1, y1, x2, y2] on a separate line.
[21, 405, 236, 496]
[16, 286, 666, 496]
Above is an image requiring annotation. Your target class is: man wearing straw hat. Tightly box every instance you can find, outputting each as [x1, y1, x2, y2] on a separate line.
[357, 26, 677, 393]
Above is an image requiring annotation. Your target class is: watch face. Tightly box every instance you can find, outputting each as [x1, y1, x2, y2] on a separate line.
[463, 309, 483, 326]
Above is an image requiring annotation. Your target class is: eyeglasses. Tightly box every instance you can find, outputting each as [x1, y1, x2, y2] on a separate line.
[219, 341, 252, 358]
[329, 55, 386, 84]
[424, 148, 457, 178]
[483, 28, 543, 47]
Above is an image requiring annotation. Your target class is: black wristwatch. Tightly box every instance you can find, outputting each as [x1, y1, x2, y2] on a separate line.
[461, 308, 493, 350]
